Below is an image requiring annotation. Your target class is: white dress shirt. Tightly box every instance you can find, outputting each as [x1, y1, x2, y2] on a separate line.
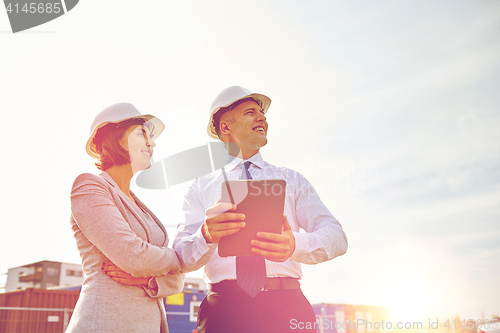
[173, 152, 348, 284]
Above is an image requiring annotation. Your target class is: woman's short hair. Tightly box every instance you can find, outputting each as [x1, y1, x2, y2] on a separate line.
[93, 118, 150, 171]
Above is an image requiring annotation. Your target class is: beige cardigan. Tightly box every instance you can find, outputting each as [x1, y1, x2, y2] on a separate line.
[66, 172, 184, 333]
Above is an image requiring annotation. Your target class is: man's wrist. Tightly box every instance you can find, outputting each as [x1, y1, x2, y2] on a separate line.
[201, 223, 213, 243]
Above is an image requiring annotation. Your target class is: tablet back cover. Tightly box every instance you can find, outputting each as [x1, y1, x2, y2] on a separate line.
[218, 179, 286, 257]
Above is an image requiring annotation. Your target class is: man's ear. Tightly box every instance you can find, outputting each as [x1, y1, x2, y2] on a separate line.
[219, 121, 230, 135]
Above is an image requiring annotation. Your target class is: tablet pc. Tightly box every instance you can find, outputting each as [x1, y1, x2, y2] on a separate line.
[218, 179, 286, 257]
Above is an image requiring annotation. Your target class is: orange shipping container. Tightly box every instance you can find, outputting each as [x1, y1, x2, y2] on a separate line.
[0, 288, 80, 333]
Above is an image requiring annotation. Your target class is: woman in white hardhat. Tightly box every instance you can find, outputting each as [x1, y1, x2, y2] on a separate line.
[66, 103, 183, 333]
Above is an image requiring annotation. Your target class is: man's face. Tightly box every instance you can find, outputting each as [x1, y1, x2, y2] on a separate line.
[220, 100, 268, 157]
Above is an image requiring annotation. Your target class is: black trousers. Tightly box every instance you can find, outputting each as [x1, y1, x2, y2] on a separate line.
[197, 288, 317, 333]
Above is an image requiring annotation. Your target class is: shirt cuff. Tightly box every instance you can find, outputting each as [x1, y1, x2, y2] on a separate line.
[143, 277, 159, 297]
[194, 225, 218, 254]
[290, 231, 310, 262]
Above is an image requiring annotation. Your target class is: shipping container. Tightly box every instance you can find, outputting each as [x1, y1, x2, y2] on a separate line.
[313, 303, 346, 333]
[0, 288, 80, 333]
[165, 288, 207, 333]
[314, 304, 392, 333]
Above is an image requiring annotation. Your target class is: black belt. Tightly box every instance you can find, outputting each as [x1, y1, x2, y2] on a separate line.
[210, 277, 300, 293]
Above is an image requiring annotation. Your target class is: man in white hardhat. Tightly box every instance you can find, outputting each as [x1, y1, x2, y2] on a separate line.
[173, 86, 348, 333]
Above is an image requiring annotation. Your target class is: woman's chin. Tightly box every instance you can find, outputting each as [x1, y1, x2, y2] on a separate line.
[132, 162, 152, 174]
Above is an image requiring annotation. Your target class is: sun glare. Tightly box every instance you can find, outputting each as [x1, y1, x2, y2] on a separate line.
[386, 274, 431, 323]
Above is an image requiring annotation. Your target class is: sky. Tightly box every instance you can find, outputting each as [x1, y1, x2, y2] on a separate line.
[1, 0, 499, 323]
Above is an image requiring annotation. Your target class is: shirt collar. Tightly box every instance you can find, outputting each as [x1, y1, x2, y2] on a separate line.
[223, 152, 265, 172]
[246, 152, 265, 169]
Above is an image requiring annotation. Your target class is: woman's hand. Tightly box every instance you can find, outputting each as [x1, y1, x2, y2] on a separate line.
[102, 261, 149, 286]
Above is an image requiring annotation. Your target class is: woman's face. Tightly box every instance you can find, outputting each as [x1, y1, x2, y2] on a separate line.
[119, 124, 155, 173]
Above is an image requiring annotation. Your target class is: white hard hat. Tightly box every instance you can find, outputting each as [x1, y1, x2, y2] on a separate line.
[86, 103, 165, 159]
[207, 86, 271, 139]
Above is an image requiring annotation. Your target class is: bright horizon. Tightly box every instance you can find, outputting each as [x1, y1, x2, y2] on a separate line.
[1, 0, 499, 322]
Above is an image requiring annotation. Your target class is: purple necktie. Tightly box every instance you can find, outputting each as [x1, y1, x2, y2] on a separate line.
[236, 162, 267, 297]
